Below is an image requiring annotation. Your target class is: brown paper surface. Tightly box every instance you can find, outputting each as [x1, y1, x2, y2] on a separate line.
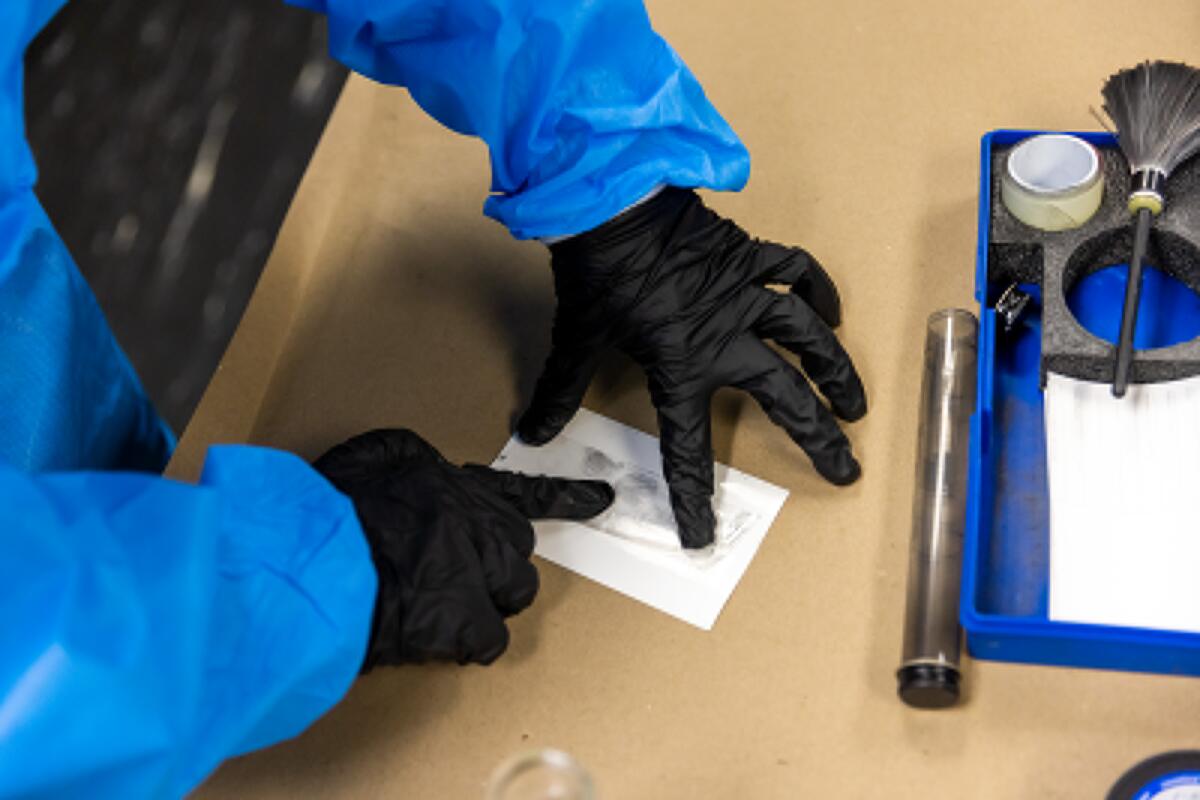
[179, 1, 1200, 796]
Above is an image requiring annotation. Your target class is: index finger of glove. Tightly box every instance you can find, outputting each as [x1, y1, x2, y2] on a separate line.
[460, 464, 615, 523]
[516, 342, 602, 446]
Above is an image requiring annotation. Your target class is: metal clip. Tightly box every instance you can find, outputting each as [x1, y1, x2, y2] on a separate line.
[994, 284, 1031, 333]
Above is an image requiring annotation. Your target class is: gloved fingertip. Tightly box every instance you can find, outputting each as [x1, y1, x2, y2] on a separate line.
[515, 410, 567, 446]
[508, 580, 539, 616]
[831, 386, 868, 423]
[673, 498, 717, 549]
[791, 258, 842, 329]
[526, 478, 614, 521]
[563, 479, 615, 519]
[462, 619, 511, 666]
[811, 447, 862, 486]
[495, 561, 540, 617]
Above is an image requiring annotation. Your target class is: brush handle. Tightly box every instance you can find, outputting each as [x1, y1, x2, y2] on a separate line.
[1112, 207, 1153, 397]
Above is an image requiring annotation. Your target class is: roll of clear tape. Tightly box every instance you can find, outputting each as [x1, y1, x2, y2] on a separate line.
[1001, 134, 1103, 231]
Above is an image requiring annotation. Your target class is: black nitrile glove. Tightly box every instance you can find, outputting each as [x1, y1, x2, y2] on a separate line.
[313, 429, 614, 670]
[517, 188, 867, 550]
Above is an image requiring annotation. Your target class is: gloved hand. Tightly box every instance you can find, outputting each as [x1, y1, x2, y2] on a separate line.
[517, 188, 867, 549]
[313, 429, 614, 669]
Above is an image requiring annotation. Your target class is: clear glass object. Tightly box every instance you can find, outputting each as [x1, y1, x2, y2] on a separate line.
[486, 749, 596, 800]
[896, 309, 978, 709]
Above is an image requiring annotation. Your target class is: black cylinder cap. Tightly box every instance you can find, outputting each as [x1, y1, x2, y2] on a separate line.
[896, 664, 960, 709]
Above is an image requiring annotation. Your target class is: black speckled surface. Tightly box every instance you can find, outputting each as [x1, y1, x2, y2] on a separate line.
[988, 137, 1200, 385]
[25, 0, 348, 432]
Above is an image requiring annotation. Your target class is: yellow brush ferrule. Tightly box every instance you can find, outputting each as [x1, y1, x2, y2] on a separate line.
[1127, 192, 1164, 215]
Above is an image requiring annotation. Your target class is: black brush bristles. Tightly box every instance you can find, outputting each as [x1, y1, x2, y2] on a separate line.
[1103, 61, 1200, 181]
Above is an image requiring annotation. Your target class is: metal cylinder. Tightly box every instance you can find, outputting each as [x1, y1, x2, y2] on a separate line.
[896, 309, 978, 709]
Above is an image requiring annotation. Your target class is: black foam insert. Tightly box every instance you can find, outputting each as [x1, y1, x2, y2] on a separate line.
[988, 140, 1200, 385]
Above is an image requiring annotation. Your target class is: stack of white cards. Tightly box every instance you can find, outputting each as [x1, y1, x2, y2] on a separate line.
[1045, 372, 1200, 633]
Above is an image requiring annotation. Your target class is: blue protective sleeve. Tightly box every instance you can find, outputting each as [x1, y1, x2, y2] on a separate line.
[0, 446, 377, 799]
[0, 191, 175, 473]
[1, 0, 173, 473]
[289, 0, 750, 239]
[2, 8, 374, 795]
[0, 0, 64, 196]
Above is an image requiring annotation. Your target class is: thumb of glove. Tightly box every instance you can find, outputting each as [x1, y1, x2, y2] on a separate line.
[516, 343, 601, 446]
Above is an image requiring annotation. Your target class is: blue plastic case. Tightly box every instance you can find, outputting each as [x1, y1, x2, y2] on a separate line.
[959, 129, 1200, 676]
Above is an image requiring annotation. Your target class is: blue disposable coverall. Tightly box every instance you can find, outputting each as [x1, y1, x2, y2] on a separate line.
[0, 0, 747, 796]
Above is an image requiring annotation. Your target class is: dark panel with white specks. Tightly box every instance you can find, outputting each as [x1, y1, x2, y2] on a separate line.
[25, 0, 348, 432]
